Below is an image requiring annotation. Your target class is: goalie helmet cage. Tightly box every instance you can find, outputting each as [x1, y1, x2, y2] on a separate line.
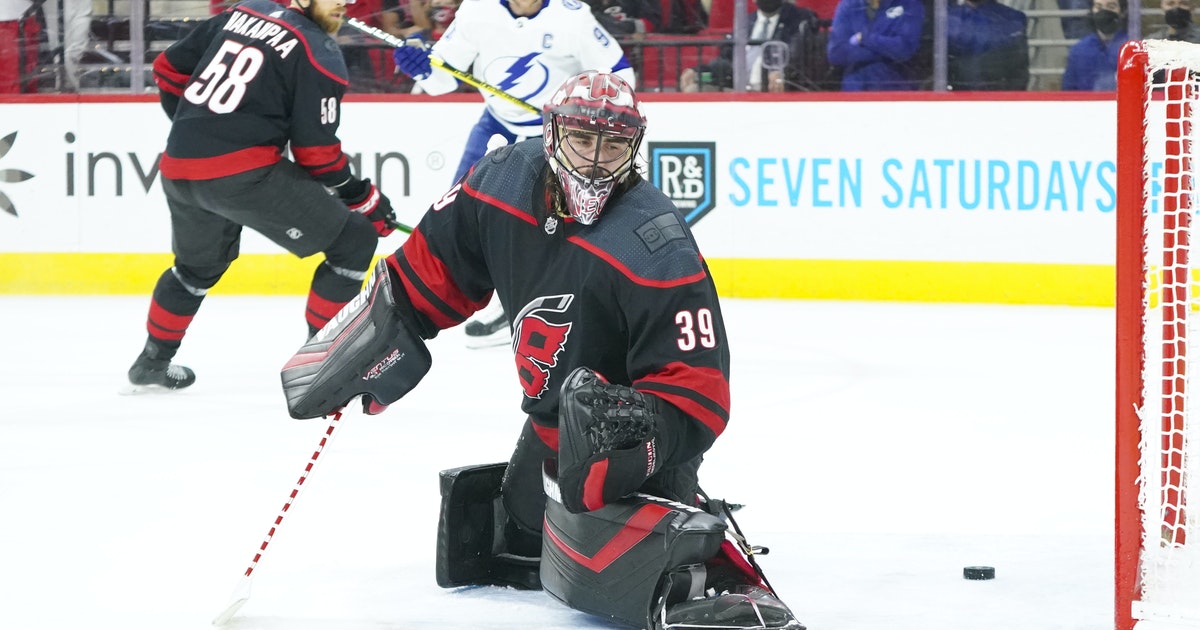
[1117, 39, 1200, 630]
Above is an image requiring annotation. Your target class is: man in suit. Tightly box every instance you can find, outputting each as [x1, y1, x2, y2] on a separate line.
[680, 0, 818, 92]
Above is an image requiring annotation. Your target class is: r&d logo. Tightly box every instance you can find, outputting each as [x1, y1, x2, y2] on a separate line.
[647, 142, 715, 225]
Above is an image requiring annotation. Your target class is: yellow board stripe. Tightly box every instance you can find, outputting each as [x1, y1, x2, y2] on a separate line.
[0, 253, 1114, 306]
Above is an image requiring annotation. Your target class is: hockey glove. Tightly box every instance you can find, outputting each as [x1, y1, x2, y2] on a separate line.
[555, 367, 668, 514]
[281, 258, 431, 419]
[393, 37, 433, 80]
[342, 178, 398, 237]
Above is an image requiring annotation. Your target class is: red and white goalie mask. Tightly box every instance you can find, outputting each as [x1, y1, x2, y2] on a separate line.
[543, 71, 646, 225]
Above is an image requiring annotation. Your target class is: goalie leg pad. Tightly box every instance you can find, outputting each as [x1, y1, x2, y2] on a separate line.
[435, 463, 542, 591]
[539, 489, 726, 629]
[281, 258, 431, 419]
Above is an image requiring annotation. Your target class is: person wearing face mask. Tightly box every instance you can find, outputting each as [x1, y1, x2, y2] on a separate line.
[1147, 0, 1200, 43]
[1061, 0, 1129, 91]
[946, 0, 1029, 90]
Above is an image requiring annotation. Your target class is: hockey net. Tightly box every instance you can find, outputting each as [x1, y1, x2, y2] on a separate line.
[1117, 40, 1200, 630]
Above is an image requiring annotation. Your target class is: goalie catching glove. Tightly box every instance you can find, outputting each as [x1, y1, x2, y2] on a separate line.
[555, 367, 671, 513]
[281, 258, 431, 419]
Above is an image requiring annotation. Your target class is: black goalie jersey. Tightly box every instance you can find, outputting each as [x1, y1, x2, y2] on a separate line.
[387, 139, 731, 462]
[152, 0, 353, 187]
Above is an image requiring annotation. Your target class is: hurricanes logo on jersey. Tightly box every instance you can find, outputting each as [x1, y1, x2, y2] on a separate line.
[513, 294, 574, 399]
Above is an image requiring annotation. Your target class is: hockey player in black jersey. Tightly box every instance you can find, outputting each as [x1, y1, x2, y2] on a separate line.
[280, 71, 804, 629]
[125, 0, 399, 392]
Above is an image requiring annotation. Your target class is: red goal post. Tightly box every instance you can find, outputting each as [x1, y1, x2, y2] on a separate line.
[1116, 39, 1200, 630]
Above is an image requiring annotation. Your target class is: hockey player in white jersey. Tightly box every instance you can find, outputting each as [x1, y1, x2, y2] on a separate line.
[393, 0, 637, 348]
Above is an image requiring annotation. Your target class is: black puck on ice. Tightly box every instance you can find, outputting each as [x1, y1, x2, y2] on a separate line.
[963, 566, 996, 580]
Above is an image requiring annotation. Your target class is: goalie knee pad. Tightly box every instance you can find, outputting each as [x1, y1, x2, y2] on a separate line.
[281, 258, 431, 419]
[435, 463, 542, 590]
[539, 482, 727, 629]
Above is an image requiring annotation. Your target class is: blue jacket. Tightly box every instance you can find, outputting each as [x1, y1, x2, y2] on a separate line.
[947, 0, 1029, 90]
[1062, 30, 1130, 91]
[827, 0, 926, 91]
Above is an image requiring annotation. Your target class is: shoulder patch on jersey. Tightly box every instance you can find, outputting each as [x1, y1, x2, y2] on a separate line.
[571, 182, 706, 285]
[489, 143, 517, 164]
[635, 213, 687, 254]
[563, 0, 584, 9]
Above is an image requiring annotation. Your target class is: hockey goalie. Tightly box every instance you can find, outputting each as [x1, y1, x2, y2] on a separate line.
[281, 70, 804, 630]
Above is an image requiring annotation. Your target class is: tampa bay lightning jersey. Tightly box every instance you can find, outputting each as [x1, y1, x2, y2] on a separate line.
[416, 0, 637, 135]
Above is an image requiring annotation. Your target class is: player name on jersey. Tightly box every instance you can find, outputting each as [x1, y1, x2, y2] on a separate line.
[223, 10, 298, 59]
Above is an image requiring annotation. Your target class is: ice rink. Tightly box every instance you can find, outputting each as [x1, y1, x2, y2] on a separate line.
[0, 295, 1113, 629]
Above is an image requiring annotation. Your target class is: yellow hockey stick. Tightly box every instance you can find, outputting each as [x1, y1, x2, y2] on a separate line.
[345, 17, 541, 115]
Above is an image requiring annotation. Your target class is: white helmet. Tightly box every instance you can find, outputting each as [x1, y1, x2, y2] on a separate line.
[542, 71, 647, 225]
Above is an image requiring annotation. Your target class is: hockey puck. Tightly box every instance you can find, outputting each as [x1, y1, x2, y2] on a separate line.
[963, 566, 996, 580]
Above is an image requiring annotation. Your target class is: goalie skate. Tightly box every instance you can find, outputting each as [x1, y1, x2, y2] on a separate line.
[659, 583, 806, 630]
[463, 299, 510, 349]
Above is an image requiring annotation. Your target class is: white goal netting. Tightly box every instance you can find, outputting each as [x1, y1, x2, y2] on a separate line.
[1121, 39, 1200, 629]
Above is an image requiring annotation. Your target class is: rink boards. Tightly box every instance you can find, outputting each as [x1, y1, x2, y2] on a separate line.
[0, 94, 1116, 304]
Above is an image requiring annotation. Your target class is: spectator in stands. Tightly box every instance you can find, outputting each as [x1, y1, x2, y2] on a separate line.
[41, 0, 93, 92]
[680, 0, 817, 92]
[661, 0, 708, 34]
[384, 0, 463, 40]
[39, 0, 92, 93]
[584, 0, 662, 36]
[425, 0, 460, 38]
[1059, 0, 1093, 40]
[1146, 0, 1200, 43]
[0, 0, 40, 93]
[947, 0, 1029, 91]
[381, 0, 431, 38]
[339, 0, 396, 91]
[1061, 0, 1128, 91]
[826, 0, 925, 91]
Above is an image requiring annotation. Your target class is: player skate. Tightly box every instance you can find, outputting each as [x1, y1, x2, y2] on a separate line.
[125, 340, 195, 393]
[463, 297, 510, 349]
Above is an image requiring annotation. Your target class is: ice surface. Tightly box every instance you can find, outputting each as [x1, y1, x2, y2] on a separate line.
[0, 296, 1113, 629]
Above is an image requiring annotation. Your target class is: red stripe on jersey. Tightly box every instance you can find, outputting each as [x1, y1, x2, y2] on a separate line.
[543, 504, 672, 572]
[567, 236, 709, 288]
[532, 421, 559, 450]
[152, 53, 188, 95]
[393, 235, 489, 328]
[461, 180, 539, 226]
[147, 301, 195, 341]
[636, 362, 730, 438]
[238, 5, 349, 86]
[291, 144, 347, 175]
[161, 145, 282, 180]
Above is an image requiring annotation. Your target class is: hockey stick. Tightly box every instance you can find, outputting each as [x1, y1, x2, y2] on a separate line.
[384, 216, 413, 235]
[212, 411, 346, 626]
[345, 17, 541, 115]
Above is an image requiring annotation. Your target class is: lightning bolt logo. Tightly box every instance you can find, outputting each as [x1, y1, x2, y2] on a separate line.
[495, 53, 549, 100]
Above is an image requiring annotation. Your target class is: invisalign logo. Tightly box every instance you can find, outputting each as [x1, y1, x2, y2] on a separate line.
[0, 132, 34, 217]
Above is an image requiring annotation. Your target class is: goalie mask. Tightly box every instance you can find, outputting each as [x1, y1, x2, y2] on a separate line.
[543, 71, 646, 225]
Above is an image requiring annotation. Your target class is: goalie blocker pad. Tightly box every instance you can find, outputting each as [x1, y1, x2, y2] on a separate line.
[435, 463, 542, 590]
[281, 258, 431, 419]
[540, 461, 727, 629]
